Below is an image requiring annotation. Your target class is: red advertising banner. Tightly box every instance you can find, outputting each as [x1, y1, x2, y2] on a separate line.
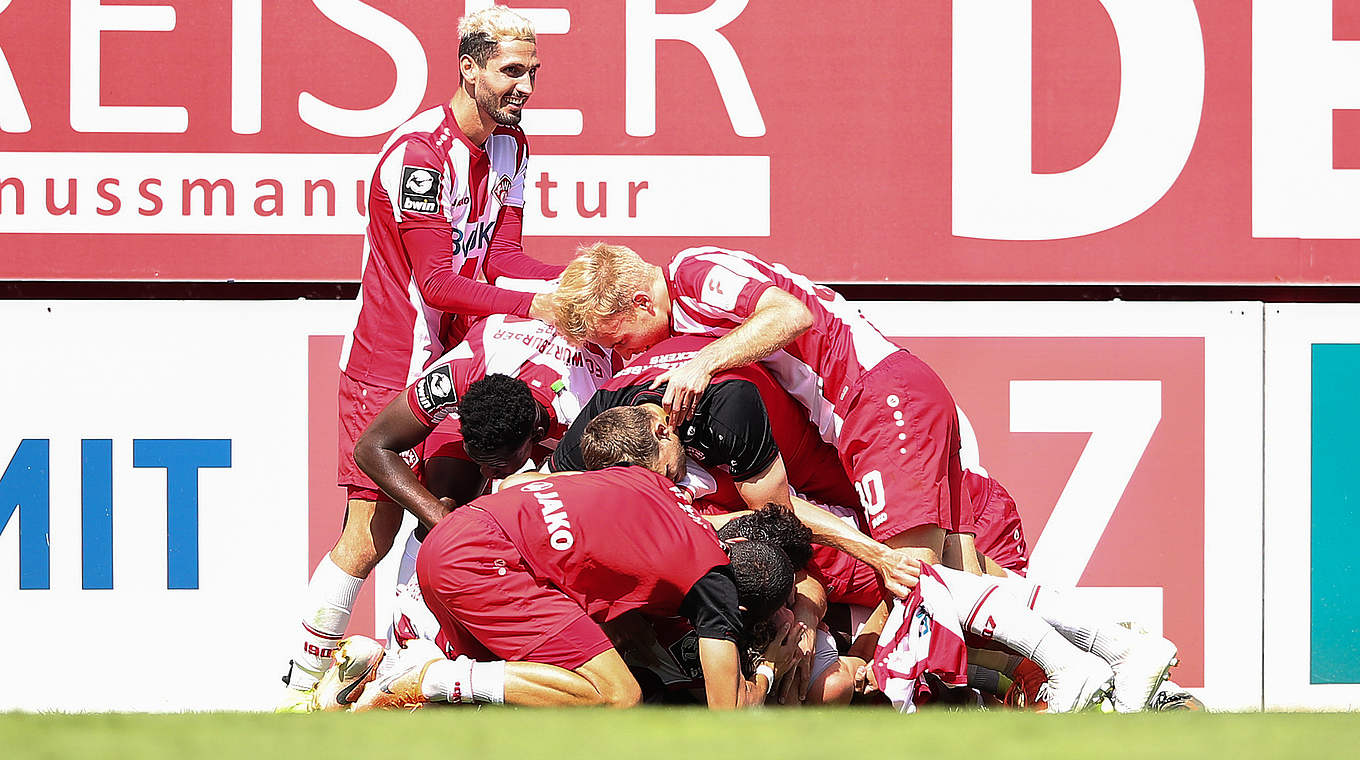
[2, 1, 1357, 283]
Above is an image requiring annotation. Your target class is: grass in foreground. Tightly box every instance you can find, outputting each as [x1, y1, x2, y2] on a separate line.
[4, 709, 1359, 760]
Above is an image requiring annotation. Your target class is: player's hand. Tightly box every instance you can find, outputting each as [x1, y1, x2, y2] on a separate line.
[777, 623, 817, 704]
[875, 548, 923, 598]
[853, 659, 879, 695]
[760, 609, 805, 679]
[651, 358, 714, 425]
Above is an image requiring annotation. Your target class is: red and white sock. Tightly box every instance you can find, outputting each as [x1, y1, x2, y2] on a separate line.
[290, 554, 364, 690]
[933, 565, 1080, 675]
[988, 573, 1138, 664]
[422, 657, 506, 704]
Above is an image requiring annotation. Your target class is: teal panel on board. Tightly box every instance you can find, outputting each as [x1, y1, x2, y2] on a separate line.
[1311, 343, 1360, 684]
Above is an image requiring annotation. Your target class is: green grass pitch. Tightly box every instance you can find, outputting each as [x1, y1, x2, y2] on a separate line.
[3, 710, 1359, 760]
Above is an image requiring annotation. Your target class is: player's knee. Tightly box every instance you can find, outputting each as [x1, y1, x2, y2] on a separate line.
[808, 660, 856, 706]
[599, 677, 642, 708]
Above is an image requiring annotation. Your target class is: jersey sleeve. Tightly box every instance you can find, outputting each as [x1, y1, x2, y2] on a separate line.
[697, 380, 779, 482]
[504, 129, 528, 209]
[668, 251, 775, 322]
[678, 564, 742, 643]
[382, 138, 451, 231]
[404, 348, 475, 426]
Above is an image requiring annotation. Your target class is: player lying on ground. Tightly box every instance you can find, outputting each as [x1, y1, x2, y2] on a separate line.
[313, 405, 806, 710]
[553, 243, 982, 574]
[713, 511, 1121, 712]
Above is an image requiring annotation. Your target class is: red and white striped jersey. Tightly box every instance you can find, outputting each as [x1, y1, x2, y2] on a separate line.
[342, 104, 530, 389]
[665, 247, 898, 443]
[406, 315, 616, 446]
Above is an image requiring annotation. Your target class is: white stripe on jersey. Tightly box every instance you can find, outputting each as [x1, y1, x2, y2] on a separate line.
[406, 277, 441, 385]
[444, 142, 470, 225]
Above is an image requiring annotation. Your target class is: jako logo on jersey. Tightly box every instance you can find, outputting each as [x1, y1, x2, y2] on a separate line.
[451, 220, 497, 255]
[530, 489, 574, 550]
[400, 166, 441, 214]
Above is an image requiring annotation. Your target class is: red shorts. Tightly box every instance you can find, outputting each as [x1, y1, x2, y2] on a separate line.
[837, 350, 968, 543]
[336, 372, 422, 502]
[415, 507, 614, 670]
[966, 472, 1029, 575]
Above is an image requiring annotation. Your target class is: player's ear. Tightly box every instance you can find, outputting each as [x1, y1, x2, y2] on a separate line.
[631, 290, 652, 311]
[458, 54, 479, 85]
[532, 404, 550, 440]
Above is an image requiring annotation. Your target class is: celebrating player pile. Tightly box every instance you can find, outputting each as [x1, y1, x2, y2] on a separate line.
[287, 4, 1190, 717]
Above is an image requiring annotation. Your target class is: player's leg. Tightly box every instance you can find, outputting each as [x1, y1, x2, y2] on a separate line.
[931, 565, 1114, 713]
[380, 507, 641, 709]
[803, 628, 855, 705]
[968, 571, 1178, 712]
[284, 497, 404, 702]
[840, 352, 967, 568]
[279, 373, 412, 709]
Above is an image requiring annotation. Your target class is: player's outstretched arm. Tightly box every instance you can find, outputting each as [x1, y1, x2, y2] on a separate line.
[354, 395, 449, 529]
[787, 495, 922, 598]
[655, 286, 812, 423]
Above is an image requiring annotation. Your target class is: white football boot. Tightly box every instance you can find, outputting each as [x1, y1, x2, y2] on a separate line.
[1108, 634, 1179, 713]
[1039, 652, 1115, 713]
[311, 636, 386, 712]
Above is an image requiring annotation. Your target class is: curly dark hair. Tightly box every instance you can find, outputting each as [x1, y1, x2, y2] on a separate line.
[716, 504, 813, 571]
[459, 374, 540, 456]
[725, 539, 795, 676]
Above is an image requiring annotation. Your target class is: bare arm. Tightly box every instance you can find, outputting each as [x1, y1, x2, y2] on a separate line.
[353, 396, 448, 529]
[731, 458, 921, 597]
[654, 286, 813, 423]
[697, 638, 743, 710]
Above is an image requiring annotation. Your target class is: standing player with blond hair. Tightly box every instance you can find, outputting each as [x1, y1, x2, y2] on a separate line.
[279, 6, 565, 710]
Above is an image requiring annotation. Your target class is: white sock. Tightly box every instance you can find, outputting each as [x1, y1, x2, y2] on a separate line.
[988, 574, 1138, 664]
[471, 660, 507, 704]
[932, 565, 1077, 674]
[421, 656, 505, 703]
[292, 554, 365, 688]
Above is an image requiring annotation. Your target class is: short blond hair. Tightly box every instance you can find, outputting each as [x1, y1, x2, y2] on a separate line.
[553, 243, 655, 342]
[458, 6, 536, 66]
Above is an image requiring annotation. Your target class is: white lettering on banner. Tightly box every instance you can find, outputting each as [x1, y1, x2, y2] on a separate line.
[69, 0, 188, 133]
[0, 153, 769, 236]
[232, 0, 262, 135]
[463, 0, 584, 136]
[1010, 380, 1162, 585]
[524, 155, 768, 235]
[297, 0, 428, 138]
[952, 0, 1204, 240]
[0, 0, 29, 133]
[625, 0, 764, 137]
[1253, 1, 1360, 238]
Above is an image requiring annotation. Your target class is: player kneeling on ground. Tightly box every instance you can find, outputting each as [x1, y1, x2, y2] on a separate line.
[313, 405, 803, 710]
